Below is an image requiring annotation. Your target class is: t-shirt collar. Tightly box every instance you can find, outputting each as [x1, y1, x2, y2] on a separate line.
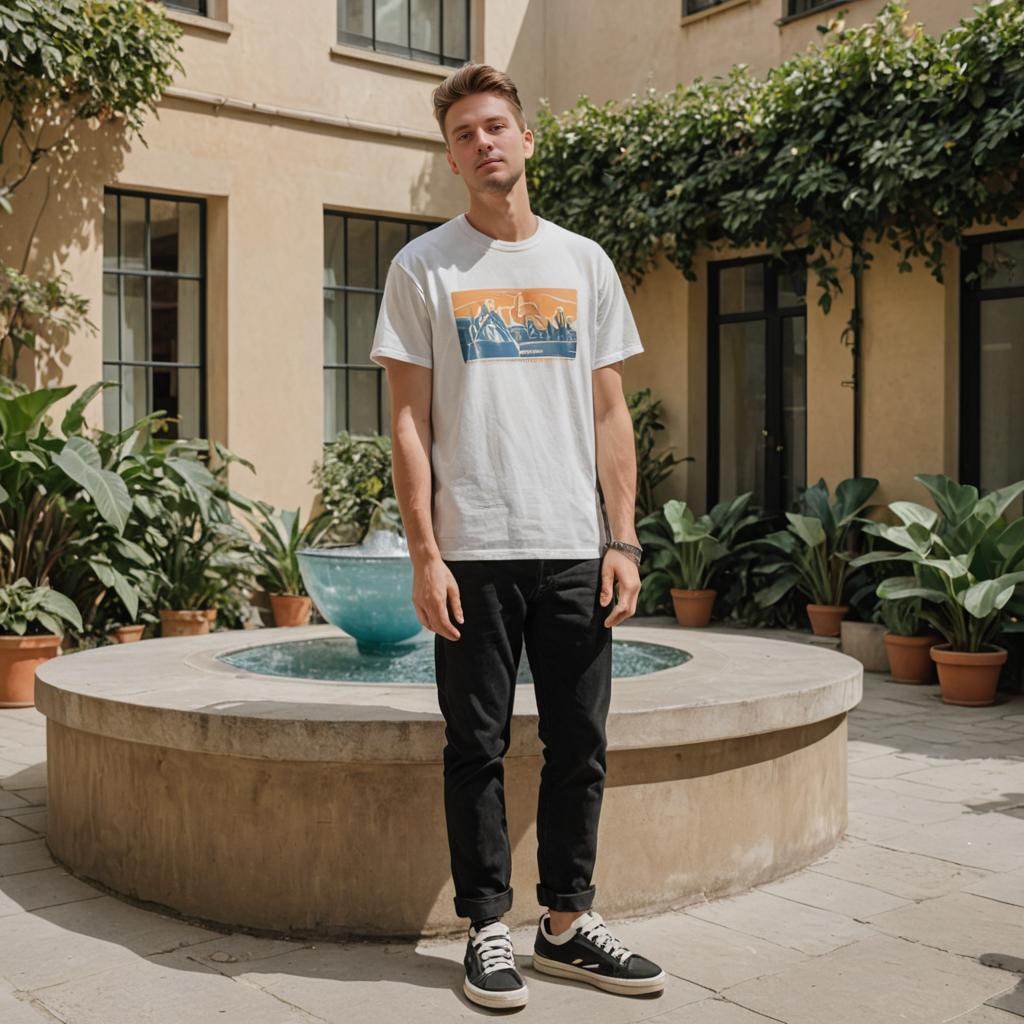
[455, 212, 548, 252]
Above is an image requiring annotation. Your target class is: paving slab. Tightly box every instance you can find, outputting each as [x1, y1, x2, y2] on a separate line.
[946, 1007, 1024, 1023]
[0, 839, 55, 877]
[809, 841, 993, 900]
[0, 791, 30, 812]
[684, 890, 875, 956]
[30, 953, 320, 1024]
[757, 867, 911, 919]
[0, 818, 38, 845]
[0, 992, 60, 1023]
[962, 866, 1024, 909]
[0, 867, 104, 917]
[878, 811, 1024, 873]
[866, 892, 1024, 963]
[723, 933, 1013, 1024]
[986, 982, 1024, 1018]
[644, 996, 783, 1022]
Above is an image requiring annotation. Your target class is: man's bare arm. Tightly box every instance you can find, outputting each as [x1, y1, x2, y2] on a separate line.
[593, 361, 641, 626]
[379, 356, 463, 640]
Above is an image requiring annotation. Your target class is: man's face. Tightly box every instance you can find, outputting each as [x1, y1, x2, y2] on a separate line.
[444, 92, 533, 197]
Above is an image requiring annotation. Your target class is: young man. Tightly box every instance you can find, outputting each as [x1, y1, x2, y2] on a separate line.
[369, 62, 665, 1010]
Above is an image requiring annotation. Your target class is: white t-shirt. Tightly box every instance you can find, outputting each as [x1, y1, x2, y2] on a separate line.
[369, 211, 644, 560]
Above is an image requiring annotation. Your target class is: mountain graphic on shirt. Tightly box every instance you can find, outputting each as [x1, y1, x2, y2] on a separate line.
[451, 287, 578, 362]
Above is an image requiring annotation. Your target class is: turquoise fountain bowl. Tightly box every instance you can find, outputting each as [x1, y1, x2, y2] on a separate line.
[296, 547, 426, 651]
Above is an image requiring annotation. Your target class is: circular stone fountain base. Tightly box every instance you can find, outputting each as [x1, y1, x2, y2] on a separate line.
[35, 622, 861, 940]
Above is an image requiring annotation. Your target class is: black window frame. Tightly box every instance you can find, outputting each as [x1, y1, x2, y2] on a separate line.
[682, 0, 731, 16]
[707, 249, 809, 514]
[102, 186, 208, 440]
[337, 0, 470, 67]
[163, 0, 208, 15]
[322, 210, 439, 444]
[959, 227, 1024, 491]
[778, 0, 854, 24]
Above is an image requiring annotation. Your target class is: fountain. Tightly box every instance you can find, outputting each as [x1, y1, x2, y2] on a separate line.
[34, 507, 862, 939]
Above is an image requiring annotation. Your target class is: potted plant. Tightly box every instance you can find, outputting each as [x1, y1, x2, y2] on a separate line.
[0, 579, 83, 707]
[850, 474, 1024, 706]
[877, 596, 941, 684]
[637, 493, 758, 627]
[247, 501, 331, 627]
[753, 477, 880, 636]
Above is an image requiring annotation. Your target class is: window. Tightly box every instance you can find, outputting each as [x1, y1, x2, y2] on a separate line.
[960, 230, 1024, 516]
[323, 211, 436, 441]
[682, 0, 731, 15]
[338, 0, 470, 66]
[783, 0, 845, 17]
[708, 252, 808, 513]
[102, 189, 206, 438]
[163, 0, 207, 14]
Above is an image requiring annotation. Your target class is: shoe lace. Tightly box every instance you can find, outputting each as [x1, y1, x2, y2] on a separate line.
[578, 912, 633, 965]
[471, 922, 518, 975]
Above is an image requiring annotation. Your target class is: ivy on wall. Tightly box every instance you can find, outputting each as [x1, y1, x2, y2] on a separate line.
[527, 0, 1024, 311]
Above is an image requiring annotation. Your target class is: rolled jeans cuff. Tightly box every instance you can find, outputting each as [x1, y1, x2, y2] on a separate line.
[453, 885, 513, 921]
[536, 882, 596, 912]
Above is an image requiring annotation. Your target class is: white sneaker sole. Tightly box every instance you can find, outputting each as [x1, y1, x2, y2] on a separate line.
[463, 975, 529, 1009]
[532, 951, 666, 995]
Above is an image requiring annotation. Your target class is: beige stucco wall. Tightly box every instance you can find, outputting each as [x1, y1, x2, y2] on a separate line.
[4, 0, 1005, 521]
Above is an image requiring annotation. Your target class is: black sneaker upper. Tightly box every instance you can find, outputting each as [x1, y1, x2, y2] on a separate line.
[534, 910, 663, 981]
[465, 920, 526, 993]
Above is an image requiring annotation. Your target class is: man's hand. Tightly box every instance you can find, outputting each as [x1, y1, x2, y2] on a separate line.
[412, 556, 463, 641]
[599, 548, 640, 628]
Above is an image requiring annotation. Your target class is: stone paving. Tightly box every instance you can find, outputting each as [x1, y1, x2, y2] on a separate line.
[1, 626, 1022, 1023]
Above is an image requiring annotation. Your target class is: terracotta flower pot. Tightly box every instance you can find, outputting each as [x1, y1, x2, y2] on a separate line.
[884, 631, 941, 684]
[107, 624, 146, 645]
[806, 603, 849, 637]
[270, 594, 313, 627]
[669, 588, 717, 627]
[930, 643, 1007, 707]
[0, 634, 62, 709]
[160, 610, 213, 637]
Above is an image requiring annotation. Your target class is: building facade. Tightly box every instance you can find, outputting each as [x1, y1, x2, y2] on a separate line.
[5, 0, 1021, 521]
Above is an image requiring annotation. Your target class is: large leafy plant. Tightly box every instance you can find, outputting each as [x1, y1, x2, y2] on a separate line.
[312, 431, 395, 544]
[637, 493, 759, 607]
[849, 474, 1024, 652]
[753, 477, 879, 610]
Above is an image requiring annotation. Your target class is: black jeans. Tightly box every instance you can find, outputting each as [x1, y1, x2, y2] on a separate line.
[433, 556, 613, 921]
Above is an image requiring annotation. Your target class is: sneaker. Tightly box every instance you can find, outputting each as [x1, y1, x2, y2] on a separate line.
[463, 919, 529, 1009]
[532, 910, 666, 995]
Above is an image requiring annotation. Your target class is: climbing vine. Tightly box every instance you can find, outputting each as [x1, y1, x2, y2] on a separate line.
[527, 0, 1024, 312]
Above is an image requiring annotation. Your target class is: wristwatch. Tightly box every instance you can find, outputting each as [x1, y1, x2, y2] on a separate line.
[603, 538, 643, 565]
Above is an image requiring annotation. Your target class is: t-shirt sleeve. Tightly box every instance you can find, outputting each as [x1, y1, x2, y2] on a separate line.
[369, 260, 433, 369]
[593, 250, 644, 369]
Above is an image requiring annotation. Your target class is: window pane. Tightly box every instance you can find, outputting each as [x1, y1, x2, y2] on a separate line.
[781, 316, 808, 511]
[409, 221, 431, 240]
[324, 216, 345, 287]
[119, 365, 148, 432]
[376, 0, 409, 49]
[719, 263, 764, 315]
[103, 274, 119, 361]
[151, 277, 200, 364]
[349, 369, 379, 434]
[378, 220, 408, 284]
[979, 296, 1024, 519]
[339, 0, 372, 40]
[777, 260, 807, 308]
[324, 291, 345, 365]
[120, 196, 146, 271]
[152, 366, 200, 439]
[977, 239, 1024, 290]
[165, 0, 205, 13]
[719, 321, 766, 505]
[150, 199, 180, 273]
[442, 0, 467, 59]
[103, 197, 118, 270]
[411, 0, 439, 54]
[347, 291, 376, 365]
[347, 217, 376, 288]
[325, 369, 347, 440]
[122, 276, 147, 361]
[102, 363, 120, 430]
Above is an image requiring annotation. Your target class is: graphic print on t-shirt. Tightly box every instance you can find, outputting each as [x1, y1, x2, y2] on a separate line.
[451, 287, 578, 362]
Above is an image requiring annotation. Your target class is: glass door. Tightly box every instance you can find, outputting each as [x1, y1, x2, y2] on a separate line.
[708, 253, 808, 512]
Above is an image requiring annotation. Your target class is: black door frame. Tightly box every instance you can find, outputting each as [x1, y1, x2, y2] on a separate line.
[959, 227, 1024, 490]
[707, 249, 809, 512]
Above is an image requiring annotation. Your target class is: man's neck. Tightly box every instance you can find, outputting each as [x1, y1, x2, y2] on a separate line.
[464, 202, 538, 244]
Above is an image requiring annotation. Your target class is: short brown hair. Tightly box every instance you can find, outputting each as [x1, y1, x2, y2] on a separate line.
[432, 62, 526, 142]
